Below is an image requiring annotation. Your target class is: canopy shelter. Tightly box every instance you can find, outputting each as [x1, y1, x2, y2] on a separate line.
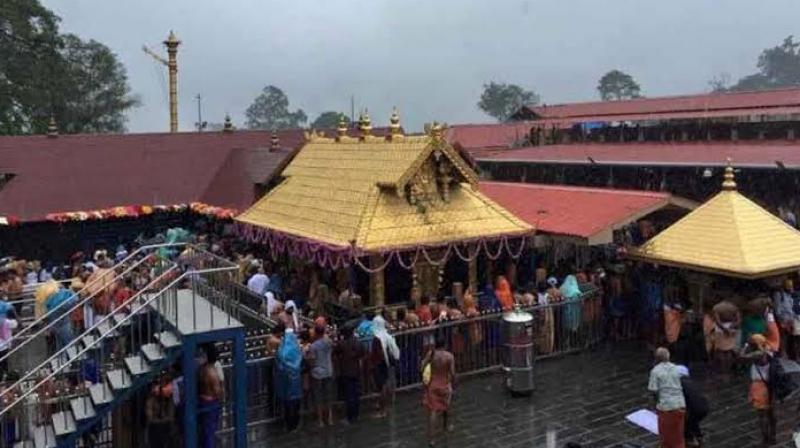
[479, 182, 697, 246]
[235, 113, 533, 304]
[628, 163, 800, 279]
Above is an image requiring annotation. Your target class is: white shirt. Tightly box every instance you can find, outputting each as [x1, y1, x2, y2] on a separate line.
[39, 270, 53, 283]
[264, 291, 281, 316]
[25, 272, 39, 285]
[247, 273, 270, 295]
[0, 318, 19, 351]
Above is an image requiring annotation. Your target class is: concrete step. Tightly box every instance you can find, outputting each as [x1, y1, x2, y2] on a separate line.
[155, 331, 181, 349]
[81, 334, 98, 351]
[70, 395, 96, 421]
[113, 312, 130, 326]
[52, 410, 76, 437]
[107, 369, 131, 391]
[141, 343, 165, 363]
[88, 382, 114, 407]
[49, 349, 79, 372]
[95, 320, 116, 338]
[13, 441, 31, 448]
[32, 424, 56, 448]
[124, 355, 150, 376]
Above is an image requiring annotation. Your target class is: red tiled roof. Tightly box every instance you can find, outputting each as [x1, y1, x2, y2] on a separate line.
[477, 141, 800, 168]
[479, 182, 693, 243]
[514, 88, 800, 122]
[446, 122, 533, 150]
[0, 130, 303, 222]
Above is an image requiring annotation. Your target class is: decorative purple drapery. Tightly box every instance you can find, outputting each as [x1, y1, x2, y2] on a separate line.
[234, 221, 529, 273]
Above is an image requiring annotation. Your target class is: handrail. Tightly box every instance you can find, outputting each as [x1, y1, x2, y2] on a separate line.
[0, 243, 184, 366]
[30, 242, 184, 329]
[0, 264, 181, 418]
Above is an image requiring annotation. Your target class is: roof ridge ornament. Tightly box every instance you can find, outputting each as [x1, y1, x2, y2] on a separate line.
[47, 115, 58, 138]
[429, 121, 444, 141]
[358, 110, 372, 140]
[336, 114, 348, 141]
[222, 114, 234, 133]
[722, 158, 737, 191]
[388, 107, 403, 141]
[270, 130, 280, 152]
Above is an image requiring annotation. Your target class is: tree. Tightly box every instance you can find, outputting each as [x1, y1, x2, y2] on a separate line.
[708, 73, 731, 92]
[56, 35, 139, 133]
[311, 111, 349, 129]
[597, 70, 642, 101]
[477, 82, 539, 122]
[730, 36, 800, 91]
[0, 0, 137, 135]
[245, 85, 307, 130]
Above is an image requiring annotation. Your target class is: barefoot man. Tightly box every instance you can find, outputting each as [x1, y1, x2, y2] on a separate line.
[423, 335, 455, 446]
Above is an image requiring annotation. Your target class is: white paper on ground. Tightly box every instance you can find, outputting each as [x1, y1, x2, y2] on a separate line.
[625, 409, 659, 435]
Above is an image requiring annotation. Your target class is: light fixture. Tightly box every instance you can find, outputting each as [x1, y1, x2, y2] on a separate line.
[702, 168, 713, 178]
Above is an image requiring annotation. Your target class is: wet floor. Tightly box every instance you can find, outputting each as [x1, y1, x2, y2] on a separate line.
[254, 341, 799, 448]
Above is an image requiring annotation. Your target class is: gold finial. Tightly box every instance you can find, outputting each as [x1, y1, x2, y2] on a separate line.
[358, 110, 372, 140]
[430, 121, 444, 140]
[336, 114, 348, 141]
[164, 30, 180, 47]
[222, 114, 234, 133]
[47, 115, 58, 138]
[722, 158, 737, 190]
[388, 107, 402, 141]
[270, 130, 280, 152]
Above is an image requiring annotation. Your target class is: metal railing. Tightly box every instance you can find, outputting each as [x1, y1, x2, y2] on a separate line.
[0, 245, 240, 446]
[213, 287, 603, 439]
[0, 243, 185, 370]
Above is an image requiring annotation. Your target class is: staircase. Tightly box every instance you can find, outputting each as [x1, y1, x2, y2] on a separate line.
[0, 243, 179, 373]
[0, 245, 248, 448]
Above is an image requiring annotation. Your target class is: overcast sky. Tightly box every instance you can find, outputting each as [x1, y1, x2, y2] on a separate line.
[42, 0, 800, 133]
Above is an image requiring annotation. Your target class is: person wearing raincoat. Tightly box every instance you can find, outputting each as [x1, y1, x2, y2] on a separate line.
[560, 275, 583, 336]
[38, 282, 77, 350]
[275, 328, 303, 432]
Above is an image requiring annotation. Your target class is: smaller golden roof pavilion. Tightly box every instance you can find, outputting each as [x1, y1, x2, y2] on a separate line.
[629, 161, 800, 279]
[236, 111, 533, 303]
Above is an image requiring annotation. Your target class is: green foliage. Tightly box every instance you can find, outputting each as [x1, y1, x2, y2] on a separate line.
[311, 111, 348, 129]
[0, 0, 137, 135]
[597, 70, 642, 101]
[477, 82, 539, 122]
[245, 85, 307, 130]
[730, 36, 800, 91]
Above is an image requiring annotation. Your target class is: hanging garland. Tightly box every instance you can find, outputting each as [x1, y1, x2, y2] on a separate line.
[396, 248, 421, 270]
[452, 242, 481, 262]
[234, 222, 530, 274]
[44, 202, 237, 223]
[421, 245, 452, 266]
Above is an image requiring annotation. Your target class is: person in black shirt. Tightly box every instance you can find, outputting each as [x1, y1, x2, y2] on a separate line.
[677, 365, 709, 447]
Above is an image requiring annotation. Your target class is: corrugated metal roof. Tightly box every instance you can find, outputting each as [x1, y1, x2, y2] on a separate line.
[629, 166, 800, 278]
[516, 87, 800, 121]
[0, 130, 303, 222]
[477, 141, 800, 168]
[446, 122, 533, 150]
[479, 182, 694, 244]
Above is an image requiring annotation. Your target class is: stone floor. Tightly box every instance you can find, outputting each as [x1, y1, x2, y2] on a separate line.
[257, 341, 800, 448]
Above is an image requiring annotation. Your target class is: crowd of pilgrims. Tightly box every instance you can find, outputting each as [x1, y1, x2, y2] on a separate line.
[5, 225, 800, 446]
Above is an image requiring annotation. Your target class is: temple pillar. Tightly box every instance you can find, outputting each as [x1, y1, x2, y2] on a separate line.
[413, 258, 441, 299]
[468, 256, 478, 292]
[788, 128, 796, 140]
[731, 127, 738, 141]
[369, 254, 385, 306]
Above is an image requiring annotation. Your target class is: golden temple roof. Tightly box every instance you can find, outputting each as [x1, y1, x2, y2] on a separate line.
[629, 164, 800, 278]
[236, 124, 532, 252]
